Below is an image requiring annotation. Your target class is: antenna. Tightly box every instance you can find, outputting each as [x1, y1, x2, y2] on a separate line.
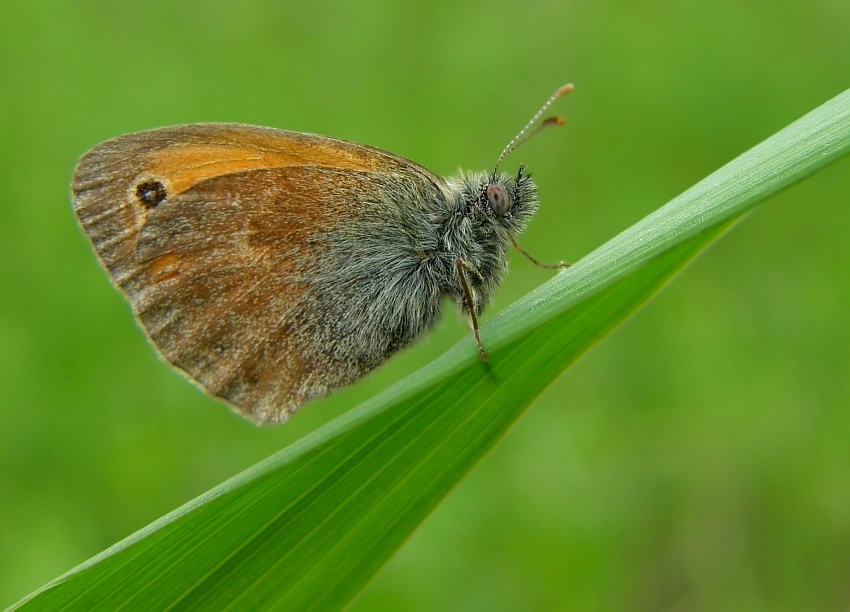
[492, 83, 573, 177]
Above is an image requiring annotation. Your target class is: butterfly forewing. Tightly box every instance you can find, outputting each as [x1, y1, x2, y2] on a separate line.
[72, 124, 444, 423]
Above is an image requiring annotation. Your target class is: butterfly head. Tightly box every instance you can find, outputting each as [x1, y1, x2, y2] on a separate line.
[481, 165, 538, 233]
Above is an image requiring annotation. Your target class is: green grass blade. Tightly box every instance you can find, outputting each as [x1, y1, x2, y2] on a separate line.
[12, 89, 850, 611]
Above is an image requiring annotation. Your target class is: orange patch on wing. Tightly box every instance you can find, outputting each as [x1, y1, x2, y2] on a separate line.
[145, 138, 386, 196]
[147, 252, 182, 283]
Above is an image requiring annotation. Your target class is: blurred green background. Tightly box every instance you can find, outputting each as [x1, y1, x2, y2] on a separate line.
[1, 0, 848, 609]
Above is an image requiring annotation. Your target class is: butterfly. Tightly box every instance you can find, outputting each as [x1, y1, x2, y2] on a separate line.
[72, 84, 572, 423]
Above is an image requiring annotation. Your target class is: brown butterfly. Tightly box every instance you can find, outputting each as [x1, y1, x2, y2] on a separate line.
[72, 84, 572, 424]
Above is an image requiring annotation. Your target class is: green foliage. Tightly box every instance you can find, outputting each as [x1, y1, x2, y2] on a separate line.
[3, 2, 850, 609]
[13, 91, 849, 611]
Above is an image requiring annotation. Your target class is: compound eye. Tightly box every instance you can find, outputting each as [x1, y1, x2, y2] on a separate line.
[486, 184, 512, 217]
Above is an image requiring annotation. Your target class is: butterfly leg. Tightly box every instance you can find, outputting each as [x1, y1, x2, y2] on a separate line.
[510, 234, 570, 270]
[455, 258, 488, 362]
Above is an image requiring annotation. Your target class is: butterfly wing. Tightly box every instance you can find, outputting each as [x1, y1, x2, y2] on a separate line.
[72, 123, 445, 423]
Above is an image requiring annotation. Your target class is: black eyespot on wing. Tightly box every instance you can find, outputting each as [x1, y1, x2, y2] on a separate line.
[136, 179, 167, 209]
